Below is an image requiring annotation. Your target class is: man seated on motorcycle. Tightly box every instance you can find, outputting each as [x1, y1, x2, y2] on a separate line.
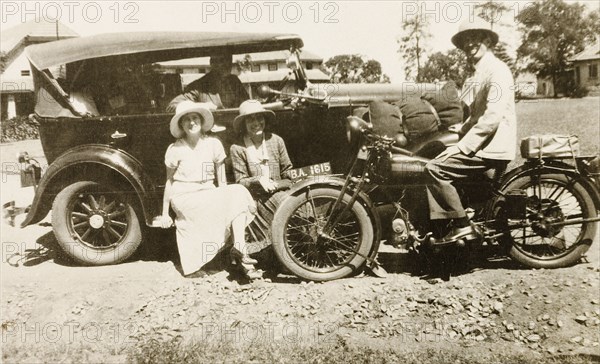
[425, 17, 517, 243]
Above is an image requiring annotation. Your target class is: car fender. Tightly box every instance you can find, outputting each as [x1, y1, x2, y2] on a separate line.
[286, 175, 382, 264]
[21, 144, 158, 227]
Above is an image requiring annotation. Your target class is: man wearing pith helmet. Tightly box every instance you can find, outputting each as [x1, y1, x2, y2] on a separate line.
[425, 16, 517, 243]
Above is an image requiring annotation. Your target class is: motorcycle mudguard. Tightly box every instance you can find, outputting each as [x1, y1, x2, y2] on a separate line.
[286, 175, 383, 266]
[499, 162, 600, 211]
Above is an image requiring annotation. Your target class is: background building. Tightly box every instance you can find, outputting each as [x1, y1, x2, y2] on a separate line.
[1, 19, 78, 119]
[569, 40, 600, 96]
[1, 21, 330, 118]
[514, 72, 538, 98]
[158, 49, 330, 98]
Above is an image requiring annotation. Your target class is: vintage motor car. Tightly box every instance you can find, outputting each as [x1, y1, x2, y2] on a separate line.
[20, 31, 448, 265]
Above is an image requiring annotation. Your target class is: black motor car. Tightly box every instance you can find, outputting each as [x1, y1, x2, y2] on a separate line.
[21, 31, 441, 265]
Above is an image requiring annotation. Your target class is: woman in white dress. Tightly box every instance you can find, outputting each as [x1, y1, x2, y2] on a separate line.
[158, 101, 258, 278]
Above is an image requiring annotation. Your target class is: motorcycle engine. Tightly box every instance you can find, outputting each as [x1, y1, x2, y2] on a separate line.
[391, 217, 413, 252]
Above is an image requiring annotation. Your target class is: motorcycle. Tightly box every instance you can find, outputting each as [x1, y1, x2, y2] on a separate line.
[270, 114, 600, 281]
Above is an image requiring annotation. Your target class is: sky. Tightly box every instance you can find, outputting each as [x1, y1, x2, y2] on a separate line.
[1, 0, 598, 83]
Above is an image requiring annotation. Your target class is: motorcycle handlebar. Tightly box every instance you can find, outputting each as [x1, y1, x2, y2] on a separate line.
[259, 85, 327, 102]
[390, 145, 414, 157]
[346, 116, 415, 156]
[261, 101, 285, 110]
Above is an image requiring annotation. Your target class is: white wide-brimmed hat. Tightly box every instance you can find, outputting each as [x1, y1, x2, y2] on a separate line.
[233, 100, 275, 134]
[451, 16, 499, 50]
[170, 101, 216, 138]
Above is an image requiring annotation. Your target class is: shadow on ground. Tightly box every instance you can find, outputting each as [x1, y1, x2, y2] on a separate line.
[5, 231, 70, 267]
[378, 244, 526, 281]
[5, 224, 179, 268]
[6, 222, 576, 285]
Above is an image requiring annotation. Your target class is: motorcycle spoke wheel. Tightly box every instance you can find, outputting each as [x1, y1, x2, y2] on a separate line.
[285, 198, 362, 271]
[272, 187, 374, 281]
[511, 182, 583, 257]
[497, 172, 597, 268]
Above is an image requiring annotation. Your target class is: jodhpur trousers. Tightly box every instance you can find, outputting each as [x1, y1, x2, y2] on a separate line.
[425, 153, 507, 220]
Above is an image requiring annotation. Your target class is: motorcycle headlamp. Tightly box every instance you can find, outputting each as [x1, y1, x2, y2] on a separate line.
[347, 116, 372, 132]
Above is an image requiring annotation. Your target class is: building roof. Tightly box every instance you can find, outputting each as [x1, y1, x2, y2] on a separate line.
[180, 68, 330, 87]
[242, 49, 323, 62]
[1, 18, 79, 53]
[158, 49, 323, 67]
[25, 32, 304, 70]
[1, 19, 79, 95]
[570, 40, 600, 62]
[240, 69, 330, 83]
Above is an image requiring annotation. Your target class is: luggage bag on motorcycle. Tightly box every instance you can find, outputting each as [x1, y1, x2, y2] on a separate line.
[365, 81, 464, 144]
[397, 81, 464, 140]
[520, 134, 580, 159]
[396, 99, 440, 140]
[420, 80, 464, 129]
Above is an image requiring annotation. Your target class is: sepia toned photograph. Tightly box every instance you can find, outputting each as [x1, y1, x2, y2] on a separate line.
[1, 1, 599, 363]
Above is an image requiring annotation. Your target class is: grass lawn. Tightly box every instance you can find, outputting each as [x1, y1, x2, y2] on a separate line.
[515, 97, 599, 157]
[128, 335, 599, 364]
[1, 97, 598, 163]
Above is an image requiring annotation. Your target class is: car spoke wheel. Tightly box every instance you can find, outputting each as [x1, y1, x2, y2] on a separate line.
[52, 181, 142, 265]
[68, 191, 132, 249]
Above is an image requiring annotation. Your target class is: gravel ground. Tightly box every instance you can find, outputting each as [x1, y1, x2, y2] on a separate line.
[2, 98, 600, 363]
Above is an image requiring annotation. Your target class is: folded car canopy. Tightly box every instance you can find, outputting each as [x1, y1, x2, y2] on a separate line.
[25, 32, 303, 118]
[25, 31, 304, 70]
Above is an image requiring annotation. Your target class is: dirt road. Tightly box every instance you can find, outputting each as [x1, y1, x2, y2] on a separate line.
[1, 139, 599, 363]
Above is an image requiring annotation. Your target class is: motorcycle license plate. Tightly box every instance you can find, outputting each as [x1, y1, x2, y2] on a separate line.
[288, 162, 332, 181]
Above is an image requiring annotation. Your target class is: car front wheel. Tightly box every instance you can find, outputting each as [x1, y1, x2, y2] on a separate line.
[51, 181, 142, 265]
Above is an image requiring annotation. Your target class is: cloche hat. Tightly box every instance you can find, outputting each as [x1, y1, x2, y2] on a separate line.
[233, 100, 275, 134]
[451, 16, 499, 50]
[170, 101, 216, 138]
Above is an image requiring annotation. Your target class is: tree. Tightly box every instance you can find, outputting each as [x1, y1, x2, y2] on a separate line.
[398, 11, 430, 82]
[420, 49, 470, 87]
[517, 0, 599, 96]
[475, 0, 510, 29]
[235, 54, 253, 72]
[324, 55, 390, 84]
